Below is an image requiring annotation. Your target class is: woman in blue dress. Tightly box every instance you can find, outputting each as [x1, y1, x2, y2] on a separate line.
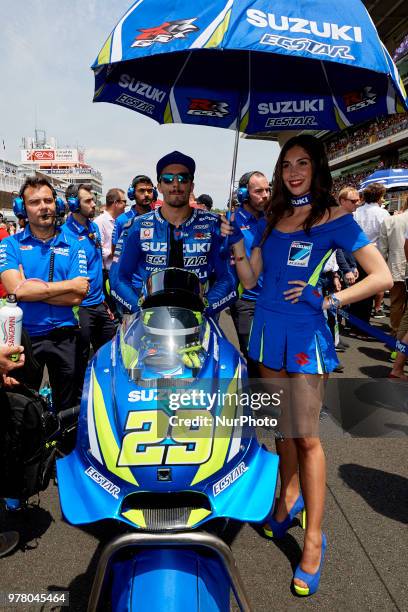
[222, 135, 392, 596]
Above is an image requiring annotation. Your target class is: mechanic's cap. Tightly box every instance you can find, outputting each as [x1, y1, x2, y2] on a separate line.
[157, 151, 196, 181]
[196, 194, 213, 210]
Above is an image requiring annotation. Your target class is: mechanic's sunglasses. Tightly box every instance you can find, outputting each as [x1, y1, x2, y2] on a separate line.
[159, 173, 192, 184]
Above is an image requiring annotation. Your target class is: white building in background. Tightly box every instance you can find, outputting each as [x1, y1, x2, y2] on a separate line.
[20, 133, 103, 202]
[0, 133, 103, 217]
[0, 159, 68, 218]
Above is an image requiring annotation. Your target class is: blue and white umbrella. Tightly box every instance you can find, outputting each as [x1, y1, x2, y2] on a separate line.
[92, 0, 407, 134]
[92, 0, 408, 204]
[360, 168, 408, 191]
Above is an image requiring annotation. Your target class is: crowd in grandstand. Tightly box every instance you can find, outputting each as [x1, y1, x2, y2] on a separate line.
[331, 160, 408, 195]
[326, 113, 408, 161]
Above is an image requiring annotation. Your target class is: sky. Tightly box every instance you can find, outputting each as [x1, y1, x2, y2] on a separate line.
[0, 1, 280, 208]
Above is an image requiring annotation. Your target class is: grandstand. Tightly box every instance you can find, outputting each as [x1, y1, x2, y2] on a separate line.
[323, 2, 408, 206]
[242, 3, 408, 210]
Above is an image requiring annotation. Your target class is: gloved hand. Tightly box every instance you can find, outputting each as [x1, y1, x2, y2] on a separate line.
[299, 284, 324, 310]
[220, 214, 244, 246]
[178, 345, 203, 368]
[283, 281, 324, 311]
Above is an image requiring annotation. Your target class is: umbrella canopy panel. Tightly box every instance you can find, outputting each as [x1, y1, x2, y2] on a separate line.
[92, 0, 408, 134]
[94, 49, 406, 134]
[360, 169, 408, 190]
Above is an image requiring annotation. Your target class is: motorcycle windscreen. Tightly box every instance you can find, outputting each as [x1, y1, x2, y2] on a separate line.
[120, 306, 207, 380]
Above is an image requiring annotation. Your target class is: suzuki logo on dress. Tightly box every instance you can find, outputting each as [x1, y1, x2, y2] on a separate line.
[295, 352, 310, 366]
[132, 18, 199, 48]
[188, 99, 229, 118]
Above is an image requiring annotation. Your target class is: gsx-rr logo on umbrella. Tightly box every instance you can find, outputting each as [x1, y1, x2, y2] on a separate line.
[132, 18, 199, 48]
[188, 99, 230, 118]
[343, 86, 377, 112]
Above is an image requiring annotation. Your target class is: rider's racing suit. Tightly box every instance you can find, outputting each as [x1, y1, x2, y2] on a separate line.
[109, 207, 237, 315]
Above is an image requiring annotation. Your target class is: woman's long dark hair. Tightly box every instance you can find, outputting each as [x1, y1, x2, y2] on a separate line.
[262, 135, 338, 244]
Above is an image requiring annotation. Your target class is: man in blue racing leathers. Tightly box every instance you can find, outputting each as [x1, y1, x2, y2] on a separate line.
[110, 151, 237, 315]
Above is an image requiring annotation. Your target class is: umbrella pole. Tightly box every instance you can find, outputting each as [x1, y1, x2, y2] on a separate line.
[227, 121, 241, 215]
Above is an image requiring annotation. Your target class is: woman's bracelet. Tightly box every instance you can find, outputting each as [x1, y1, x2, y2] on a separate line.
[327, 293, 342, 309]
[232, 243, 246, 260]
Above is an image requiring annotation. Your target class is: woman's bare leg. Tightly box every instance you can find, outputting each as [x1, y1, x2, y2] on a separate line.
[259, 364, 301, 520]
[290, 373, 326, 589]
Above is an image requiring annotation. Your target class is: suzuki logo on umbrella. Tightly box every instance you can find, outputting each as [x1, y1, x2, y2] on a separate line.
[246, 10, 363, 43]
[132, 18, 199, 48]
[188, 99, 229, 118]
[258, 99, 324, 115]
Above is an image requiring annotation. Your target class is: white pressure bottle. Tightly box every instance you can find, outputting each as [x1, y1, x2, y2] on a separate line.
[0, 294, 23, 361]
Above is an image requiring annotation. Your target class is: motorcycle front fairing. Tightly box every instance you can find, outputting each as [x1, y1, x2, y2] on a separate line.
[58, 308, 279, 530]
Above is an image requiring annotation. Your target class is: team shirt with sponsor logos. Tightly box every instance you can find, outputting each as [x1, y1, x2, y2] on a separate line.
[0, 226, 88, 335]
[110, 208, 236, 314]
[252, 213, 369, 315]
[62, 215, 104, 306]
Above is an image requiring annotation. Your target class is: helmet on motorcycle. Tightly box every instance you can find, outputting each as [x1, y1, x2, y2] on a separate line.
[141, 268, 205, 312]
[140, 307, 203, 372]
[142, 307, 202, 338]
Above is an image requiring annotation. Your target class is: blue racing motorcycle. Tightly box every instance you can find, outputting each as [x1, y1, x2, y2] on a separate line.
[57, 269, 279, 611]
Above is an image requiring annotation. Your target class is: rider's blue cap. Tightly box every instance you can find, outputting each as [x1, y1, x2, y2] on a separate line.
[156, 151, 196, 181]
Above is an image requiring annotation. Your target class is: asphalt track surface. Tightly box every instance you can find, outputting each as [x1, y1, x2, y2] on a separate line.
[0, 310, 407, 612]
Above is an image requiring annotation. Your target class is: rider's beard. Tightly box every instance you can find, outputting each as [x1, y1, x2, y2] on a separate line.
[166, 194, 189, 208]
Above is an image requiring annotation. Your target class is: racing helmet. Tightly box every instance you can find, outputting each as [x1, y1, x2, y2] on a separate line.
[140, 306, 203, 371]
[141, 268, 206, 312]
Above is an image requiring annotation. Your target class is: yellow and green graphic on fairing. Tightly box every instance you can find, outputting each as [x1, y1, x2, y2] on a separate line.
[190, 365, 240, 485]
[92, 370, 138, 486]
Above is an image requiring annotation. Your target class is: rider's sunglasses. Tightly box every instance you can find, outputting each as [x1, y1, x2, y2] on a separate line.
[346, 198, 360, 204]
[159, 173, 192, 184]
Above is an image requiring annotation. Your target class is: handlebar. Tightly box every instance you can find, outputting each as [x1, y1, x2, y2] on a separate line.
[58, 404, 80, 424]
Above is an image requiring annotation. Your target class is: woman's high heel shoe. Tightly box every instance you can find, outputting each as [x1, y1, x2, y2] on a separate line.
[293, 533, 327, 596]
[263, 494, 305, 539]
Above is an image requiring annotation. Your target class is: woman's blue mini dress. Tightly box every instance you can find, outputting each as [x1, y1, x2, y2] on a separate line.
[248, 214, 370, 374]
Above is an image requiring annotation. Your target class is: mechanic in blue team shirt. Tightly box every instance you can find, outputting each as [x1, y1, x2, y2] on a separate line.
[111, 174, 156, 249]
[63, 184, 116, 385]
[0, 177, 89, 412]
[230, 171, 270, 377]
[110, 151, 236, 315]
